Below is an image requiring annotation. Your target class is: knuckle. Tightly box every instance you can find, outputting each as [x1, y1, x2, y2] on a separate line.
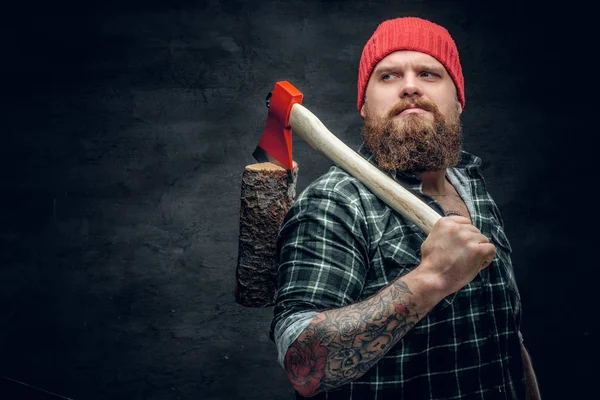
[437, 217, 453, 230]
[457, 230, 471, 242]
[467, 242, 482, 253]
[482, 246, 496, 260]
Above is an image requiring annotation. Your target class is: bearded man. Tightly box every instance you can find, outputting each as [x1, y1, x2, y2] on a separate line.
[270, 16, 541, 400]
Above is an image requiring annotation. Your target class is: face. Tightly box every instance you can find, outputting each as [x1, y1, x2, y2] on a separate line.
[360, 50, 463, 172]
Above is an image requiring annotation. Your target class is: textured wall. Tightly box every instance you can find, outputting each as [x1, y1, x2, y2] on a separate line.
[1, 1, 594, 399]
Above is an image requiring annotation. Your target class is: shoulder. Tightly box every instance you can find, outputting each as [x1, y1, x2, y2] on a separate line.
[279, 165, 387, 245]
[290, 164, 394, 220]
[298, 165, 371, 203]
[451, 151, 511, 241]
[295, 143, 388, 207]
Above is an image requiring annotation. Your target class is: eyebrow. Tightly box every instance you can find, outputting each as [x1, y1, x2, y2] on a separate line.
[373, 64, 446, 75]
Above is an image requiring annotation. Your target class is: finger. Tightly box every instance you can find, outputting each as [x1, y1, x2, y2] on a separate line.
[480, 254, 496, 269]
[476, 243, 496, 269]
[444, 215, 472, 224]
[480, 259, 491, 270]
[462, 224, 482, 234]
[477, 234, 490, 244]
[455, 228, 488, 242]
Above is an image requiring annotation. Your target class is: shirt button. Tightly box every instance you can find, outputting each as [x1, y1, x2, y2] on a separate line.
[416, 248, 422, 258]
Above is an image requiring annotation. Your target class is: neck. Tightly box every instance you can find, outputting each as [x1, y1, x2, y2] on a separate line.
[416, 169, 449, 195]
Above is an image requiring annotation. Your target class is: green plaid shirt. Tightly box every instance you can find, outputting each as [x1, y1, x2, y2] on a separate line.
[270, 144, 526, 399]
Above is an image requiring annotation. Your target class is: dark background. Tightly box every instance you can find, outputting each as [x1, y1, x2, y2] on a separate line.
[1, 1, 595, 399]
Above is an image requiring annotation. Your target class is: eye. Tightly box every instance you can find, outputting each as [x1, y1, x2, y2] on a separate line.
[420, 71, 440, 79]
[381, 73, 396, 81]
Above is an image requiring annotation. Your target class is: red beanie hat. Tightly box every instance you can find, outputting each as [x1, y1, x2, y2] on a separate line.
[357, 16, 465, 112]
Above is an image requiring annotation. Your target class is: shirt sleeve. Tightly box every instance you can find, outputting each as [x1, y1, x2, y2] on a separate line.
[273, 310, 319, 368]
[269, 175, 371, 359]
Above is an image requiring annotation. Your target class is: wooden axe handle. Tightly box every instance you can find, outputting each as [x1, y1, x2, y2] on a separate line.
[289, 103, 441, 235]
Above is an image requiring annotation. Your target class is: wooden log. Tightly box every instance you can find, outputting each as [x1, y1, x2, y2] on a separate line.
[235, 162, 298, 307]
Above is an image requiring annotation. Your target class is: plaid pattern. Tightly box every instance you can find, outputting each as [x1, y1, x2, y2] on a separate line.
[270, 144, 526, 399]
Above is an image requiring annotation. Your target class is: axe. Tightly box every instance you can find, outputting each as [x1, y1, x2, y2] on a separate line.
[235, 81, 441, 307]
[254, 80, 441, 234]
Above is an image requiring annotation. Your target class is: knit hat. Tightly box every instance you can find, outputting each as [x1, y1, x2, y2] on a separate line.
[357, 16, 464, 112]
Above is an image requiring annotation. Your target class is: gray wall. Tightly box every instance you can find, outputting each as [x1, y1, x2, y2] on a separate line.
[1, 1, 594, 399]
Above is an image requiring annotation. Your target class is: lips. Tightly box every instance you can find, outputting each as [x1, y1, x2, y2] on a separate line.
[388, 100, 436, 119]
[395, 107, 427, 117]
[403, 107, 426, 115]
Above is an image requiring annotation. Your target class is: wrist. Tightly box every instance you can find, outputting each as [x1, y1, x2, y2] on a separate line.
[402, 265, 449, 308]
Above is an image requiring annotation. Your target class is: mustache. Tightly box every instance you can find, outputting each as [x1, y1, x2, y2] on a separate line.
[386, 98, 439, 119]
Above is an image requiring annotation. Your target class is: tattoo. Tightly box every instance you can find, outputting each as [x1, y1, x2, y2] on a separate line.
[284, 279, 422, 397]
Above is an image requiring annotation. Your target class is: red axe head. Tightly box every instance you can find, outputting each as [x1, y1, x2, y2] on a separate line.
[252, 81, 303, 170]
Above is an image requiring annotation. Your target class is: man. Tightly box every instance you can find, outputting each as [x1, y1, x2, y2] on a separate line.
[270, 16, 541, 399]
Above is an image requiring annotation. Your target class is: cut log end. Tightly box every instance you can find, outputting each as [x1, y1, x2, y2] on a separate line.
[245, 162, 286, 172]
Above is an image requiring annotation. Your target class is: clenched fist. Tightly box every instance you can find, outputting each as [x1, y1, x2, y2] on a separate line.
[417, 215, 496, 297]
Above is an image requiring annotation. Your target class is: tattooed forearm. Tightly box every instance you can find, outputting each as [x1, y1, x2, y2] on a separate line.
[284, 279, 429, 397]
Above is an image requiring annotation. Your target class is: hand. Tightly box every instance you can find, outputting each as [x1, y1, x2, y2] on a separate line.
[418, 216, 495, 296]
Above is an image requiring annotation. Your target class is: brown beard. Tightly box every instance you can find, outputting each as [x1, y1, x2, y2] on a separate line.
[361, 98, 463, 172]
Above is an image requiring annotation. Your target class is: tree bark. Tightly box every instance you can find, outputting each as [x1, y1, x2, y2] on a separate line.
[235, 162, 298, 307]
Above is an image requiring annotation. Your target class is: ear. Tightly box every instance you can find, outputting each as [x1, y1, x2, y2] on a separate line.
[360, 103, 366, 119]
[456, 100, 463, 115]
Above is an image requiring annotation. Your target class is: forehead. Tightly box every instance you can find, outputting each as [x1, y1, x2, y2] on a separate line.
[373, 50, 447, 73]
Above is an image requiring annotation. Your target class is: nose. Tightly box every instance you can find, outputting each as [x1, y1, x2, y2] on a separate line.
[399, 74, 422, 100]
